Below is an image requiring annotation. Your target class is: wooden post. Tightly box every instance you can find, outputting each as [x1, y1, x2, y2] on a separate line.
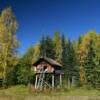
[72, 76, 75, 86]
[60, 74, 62, 87]
[35, 75, 38, 89]
[52, 75, 54, 88]
[68, 77, 71, 89]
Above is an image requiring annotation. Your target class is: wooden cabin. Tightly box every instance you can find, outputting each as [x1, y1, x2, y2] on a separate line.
[33, 57, 64, 90]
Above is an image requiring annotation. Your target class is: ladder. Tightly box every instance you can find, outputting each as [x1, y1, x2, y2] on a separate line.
[37, 69, 46, 90]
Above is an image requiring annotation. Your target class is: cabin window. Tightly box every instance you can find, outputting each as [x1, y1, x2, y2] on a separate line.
[43, 66, 47, 70]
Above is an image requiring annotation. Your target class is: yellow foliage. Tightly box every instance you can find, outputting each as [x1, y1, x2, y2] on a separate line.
[32, 44, 41, 63]
[77, 31, 100, 85]
[79, 66, 87, 85]
[34, 44, 40, 56]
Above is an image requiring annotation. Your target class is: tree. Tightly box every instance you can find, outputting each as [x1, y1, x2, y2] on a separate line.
[65, 40, 78, 86]
[32, 44, 41, 62]
[45, 36, 55, 58]
[84, 32, 100, 87]
[92, 33, 100, 88]
[40, 35, 55, 59]
[17, 58, 30, 85]
[61, 34, 78, 86]
[61, 34, 67, 75]
[17, 46, 34, 85]
[53, 32, 62, 63]
[76, 35, 87, 85]
[17, 44, 41, 85]
[0, 7, 18, 87]
[40, 35, 46, 57]
[76, 31, 100, 87]
[85, 39, 95, 87]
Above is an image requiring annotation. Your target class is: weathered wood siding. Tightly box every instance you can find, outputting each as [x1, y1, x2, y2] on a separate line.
[34, 61, 54, 73]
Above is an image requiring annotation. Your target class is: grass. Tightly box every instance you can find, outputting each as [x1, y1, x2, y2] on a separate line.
[0, 85, 100, 100]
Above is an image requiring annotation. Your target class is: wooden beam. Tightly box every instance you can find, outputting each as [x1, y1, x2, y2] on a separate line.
[35, 75, 38, 89]
[60, 74, 62, 87]
[52, 75, 54, 88]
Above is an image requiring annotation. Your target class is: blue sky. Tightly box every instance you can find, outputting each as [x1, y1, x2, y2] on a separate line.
[0, 0, 100, 55]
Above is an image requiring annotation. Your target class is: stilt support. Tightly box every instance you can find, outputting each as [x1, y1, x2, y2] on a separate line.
[52, 75, 54, 88]
[60, 74, 62, 87]
[35, 75, 38, 89]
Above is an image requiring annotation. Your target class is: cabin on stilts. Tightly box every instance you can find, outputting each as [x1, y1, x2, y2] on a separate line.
[33, 57, 64, 90]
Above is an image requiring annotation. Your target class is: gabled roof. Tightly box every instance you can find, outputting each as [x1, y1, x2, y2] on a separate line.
[33, 57, 62, 67]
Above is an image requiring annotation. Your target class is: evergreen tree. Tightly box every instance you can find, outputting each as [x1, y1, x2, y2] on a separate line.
[40, 35, 55, 59]
[93, 33, 100, 88]
[40, 35, 46, 57]
[65, 40, 78, 86]
[61, 34, 67, 76]
[45, 36, 55, 59]
[85, 39, 95, 87]
[17, 46, 35, 85]
[77, 36, 87, 85]
[76, 31, 100, 87]
[53, 32, 62, 62]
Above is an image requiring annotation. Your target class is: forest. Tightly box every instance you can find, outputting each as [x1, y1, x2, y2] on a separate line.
[0, 7, 100, 92]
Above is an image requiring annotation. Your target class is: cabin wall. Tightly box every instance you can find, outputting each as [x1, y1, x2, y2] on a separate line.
[34, 61, 54, 73]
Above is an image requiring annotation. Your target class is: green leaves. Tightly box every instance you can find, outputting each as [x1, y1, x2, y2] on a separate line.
[53, 32, 62, 62]
[77, 31, 100, 88]
[0, 7, 18, 87]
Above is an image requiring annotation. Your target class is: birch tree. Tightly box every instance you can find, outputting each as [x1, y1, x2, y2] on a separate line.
[0, 7, 18, 87]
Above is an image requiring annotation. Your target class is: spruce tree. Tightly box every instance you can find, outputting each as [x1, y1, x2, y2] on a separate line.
[65, 39, 77, 86]
[45, 36, 55, 59]
[40, 35, 55, 59]
[85, 39, 95, 87]
[61, 34, 67, 77]
[53, 32, 62, 62]
[40, 35, 46, 57]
